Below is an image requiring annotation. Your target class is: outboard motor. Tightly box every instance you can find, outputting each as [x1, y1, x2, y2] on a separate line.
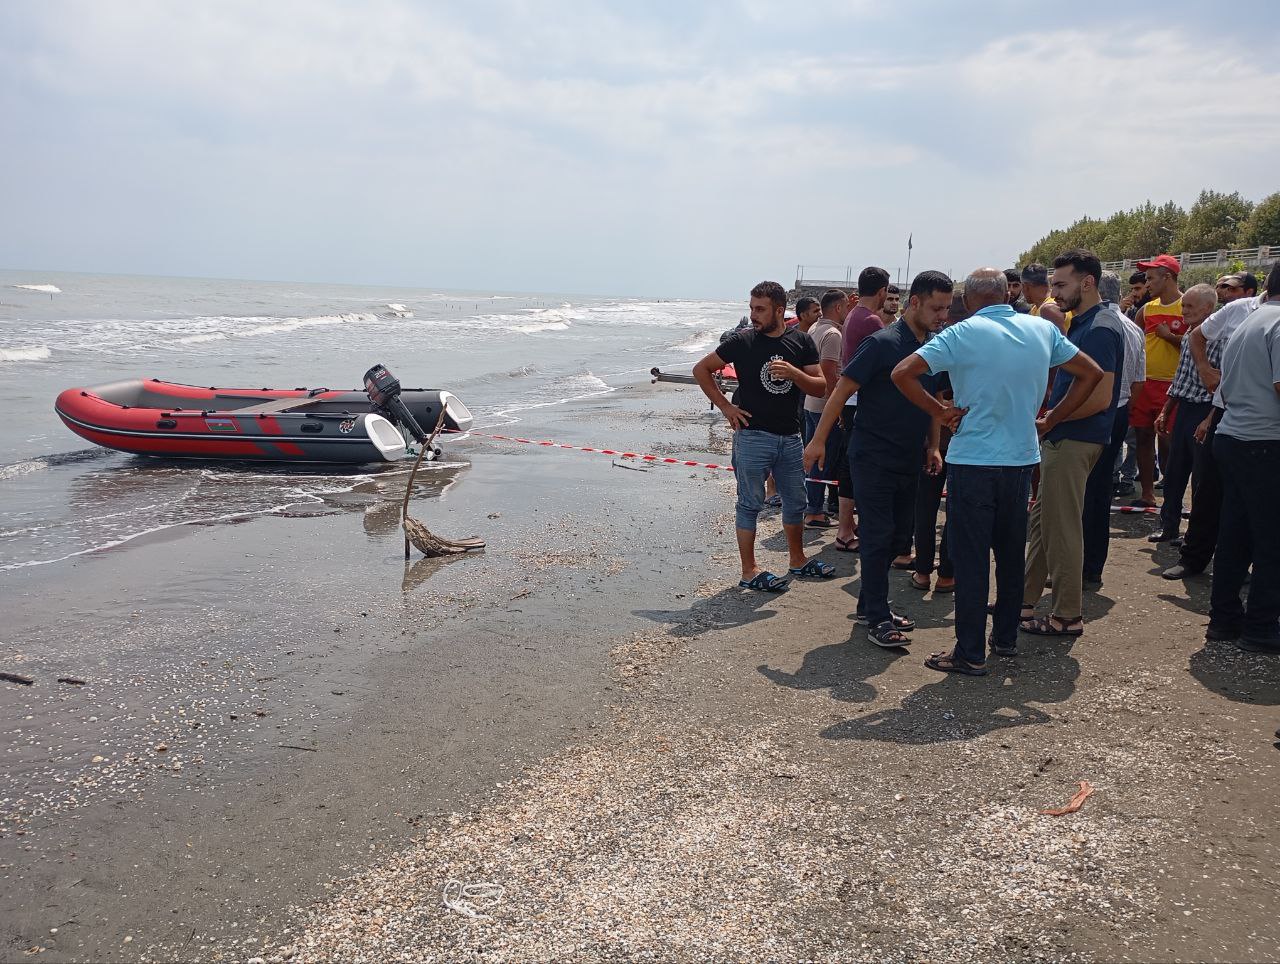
[363, 364, 427, 443]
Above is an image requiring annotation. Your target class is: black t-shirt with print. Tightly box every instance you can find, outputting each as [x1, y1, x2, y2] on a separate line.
[715, 326, 818, 436]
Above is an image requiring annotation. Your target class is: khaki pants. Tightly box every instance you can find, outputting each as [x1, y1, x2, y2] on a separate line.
[1024, 438, 1103, 620]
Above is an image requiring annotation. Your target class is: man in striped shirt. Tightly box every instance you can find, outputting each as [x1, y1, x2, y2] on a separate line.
[1149, 285, 1218, 545]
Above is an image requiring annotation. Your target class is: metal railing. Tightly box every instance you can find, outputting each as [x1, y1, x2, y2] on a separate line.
[1101, 245, 1274, 273]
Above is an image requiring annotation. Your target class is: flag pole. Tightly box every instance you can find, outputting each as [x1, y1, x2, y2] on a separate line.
[904, 233, 913, 286]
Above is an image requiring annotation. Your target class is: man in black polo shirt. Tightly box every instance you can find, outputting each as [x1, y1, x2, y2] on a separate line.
[804, 270, 954, 647]
[694, 281, 830, 592]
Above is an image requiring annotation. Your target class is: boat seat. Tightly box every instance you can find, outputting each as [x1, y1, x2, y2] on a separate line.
[229, 397, 313, 416]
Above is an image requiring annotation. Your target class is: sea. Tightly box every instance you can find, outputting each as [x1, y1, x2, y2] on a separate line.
[0, 269, 744, 573]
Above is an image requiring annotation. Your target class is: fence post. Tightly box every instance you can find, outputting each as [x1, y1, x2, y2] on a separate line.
[1260, 246, 1271, 264]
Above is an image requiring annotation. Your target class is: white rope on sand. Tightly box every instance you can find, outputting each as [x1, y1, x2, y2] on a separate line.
[442, 879, 505, 919]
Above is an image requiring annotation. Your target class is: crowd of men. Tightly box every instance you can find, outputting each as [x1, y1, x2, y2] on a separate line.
[693, 253, 1280, 676]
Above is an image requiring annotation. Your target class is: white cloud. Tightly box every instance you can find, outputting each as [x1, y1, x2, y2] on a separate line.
[1, 3, 1275, 294]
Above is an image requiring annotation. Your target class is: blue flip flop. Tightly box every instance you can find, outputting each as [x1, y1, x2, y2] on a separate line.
[789, 559, 837, 579]
[739, 571, 790, 592]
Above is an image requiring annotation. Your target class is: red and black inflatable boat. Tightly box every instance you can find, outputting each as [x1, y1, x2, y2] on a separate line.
[55, 365, 473, 465]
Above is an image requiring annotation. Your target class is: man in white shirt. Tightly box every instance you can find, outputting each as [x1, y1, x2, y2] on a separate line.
[1166, 280, 1264, 580]
[1206, 263, 1280, 651]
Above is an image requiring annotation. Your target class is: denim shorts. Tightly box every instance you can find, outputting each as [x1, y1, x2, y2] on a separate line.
[731, 429, 806, 530]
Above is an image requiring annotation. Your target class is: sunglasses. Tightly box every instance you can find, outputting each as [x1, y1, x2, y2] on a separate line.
[1216, 283, 1243, 290]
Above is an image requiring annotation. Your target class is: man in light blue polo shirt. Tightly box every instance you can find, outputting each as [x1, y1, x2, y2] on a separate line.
[891, 268, 1102, 675]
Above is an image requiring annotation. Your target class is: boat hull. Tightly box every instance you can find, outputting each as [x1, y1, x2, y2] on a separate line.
[54, 378, 471, 464]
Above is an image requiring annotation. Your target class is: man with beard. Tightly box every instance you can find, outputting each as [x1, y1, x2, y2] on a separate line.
[694, 281, 830, 592]
[879, 284, 902, 325]
[1019, 250, 1124, 637]
[1022, 262, 1069, 331]
[1005, 268, 1031, 313]
[1130, 254, 1186, 508]
[804, 270, 954, 649]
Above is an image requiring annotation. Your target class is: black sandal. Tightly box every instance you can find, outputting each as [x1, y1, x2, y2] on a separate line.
[856, 610, 915, 631]
[868, 621, 911, 648]
[925, 651, 989, 676]
[739, 571, 790, 593]
[834, 535, 859, 553]
[1019, 614, 1083, 637]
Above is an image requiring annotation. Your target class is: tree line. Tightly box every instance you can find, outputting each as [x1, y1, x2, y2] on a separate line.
[1017, 190, 1280, 268]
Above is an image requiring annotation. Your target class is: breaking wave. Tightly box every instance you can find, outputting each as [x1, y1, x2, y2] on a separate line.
[0, 345, 52, 362]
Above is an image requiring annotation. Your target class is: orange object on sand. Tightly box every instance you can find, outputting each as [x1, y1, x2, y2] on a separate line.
[1040, 780, 1095, 816]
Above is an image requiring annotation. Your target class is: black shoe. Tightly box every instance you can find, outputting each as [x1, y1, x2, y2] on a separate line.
[1083, 575, 1102, 592]
[1162, 563, 1203, 580]
[1147, 530, 1179, 543]
[1205, 623, 1242, 642]
[989, 633, 1017, 657]
[1113, 481, 1135, 497]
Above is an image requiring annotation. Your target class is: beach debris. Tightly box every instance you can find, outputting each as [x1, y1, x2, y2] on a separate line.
[57, 676, 87, 686]
[1041, 780, 1095, 816]
[442, 879, 505, 919]
[401, 412, 485, 559]
[279, 744, 318, 752]
[1, 671, 34, 686]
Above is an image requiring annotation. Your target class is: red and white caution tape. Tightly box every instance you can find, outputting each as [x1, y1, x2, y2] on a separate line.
[450, 429, 840, 485]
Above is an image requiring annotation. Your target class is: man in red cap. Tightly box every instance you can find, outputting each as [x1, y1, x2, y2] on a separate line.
[1129, 254, 1185, 508]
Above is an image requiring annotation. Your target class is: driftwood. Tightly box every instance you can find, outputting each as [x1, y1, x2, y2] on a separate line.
[1, 671, 34, 686]
[401, 413, 486, 559]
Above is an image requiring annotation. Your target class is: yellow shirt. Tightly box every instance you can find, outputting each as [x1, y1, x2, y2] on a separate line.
[1030, 296, 1071, 332]
[1142, 297, 1185, 381]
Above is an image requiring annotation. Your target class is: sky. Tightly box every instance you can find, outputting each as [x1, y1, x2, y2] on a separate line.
[2, 0, 1277, 299]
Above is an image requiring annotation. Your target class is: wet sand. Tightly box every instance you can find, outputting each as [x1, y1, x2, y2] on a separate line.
[5, 382, 1280, 962]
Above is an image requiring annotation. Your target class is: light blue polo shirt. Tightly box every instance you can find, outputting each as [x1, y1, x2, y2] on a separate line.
[914, 303, 1078, 466]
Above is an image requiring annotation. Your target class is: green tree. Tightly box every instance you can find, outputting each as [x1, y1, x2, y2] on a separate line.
[1239, 192, 1280, 247]
[1174, 190, 1254, 252]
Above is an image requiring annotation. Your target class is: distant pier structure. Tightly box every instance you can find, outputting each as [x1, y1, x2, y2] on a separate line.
[790, 265, 859, 302]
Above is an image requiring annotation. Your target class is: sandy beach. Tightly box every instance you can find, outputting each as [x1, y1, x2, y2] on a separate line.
[2, 377, 1278, 962]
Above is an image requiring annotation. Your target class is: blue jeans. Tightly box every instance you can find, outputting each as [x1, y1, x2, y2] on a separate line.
[1210, 434, 1280, 642]
[851, 456, 918, 626]
[803, 409, 841, 516]
[732, 429, 806, 531]
[946, 462, 1035, 665]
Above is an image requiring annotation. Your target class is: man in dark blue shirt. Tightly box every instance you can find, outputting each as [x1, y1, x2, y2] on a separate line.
[1020, 249, 1124, 638]
[804, 270, 954, 648]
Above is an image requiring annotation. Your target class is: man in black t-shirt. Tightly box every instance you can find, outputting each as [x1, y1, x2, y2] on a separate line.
[694, 281, 829, 592]
[804, 270, 954, 647]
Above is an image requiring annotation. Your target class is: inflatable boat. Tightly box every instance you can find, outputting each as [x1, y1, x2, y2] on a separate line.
[55, 364, 473, 465]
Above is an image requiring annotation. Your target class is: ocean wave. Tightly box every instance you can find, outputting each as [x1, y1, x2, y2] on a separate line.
[0, 345, 52, 362]
[513, 321, 570, 334]
[672, 330, 720, 353]
[232, 312, 375, 339]
[177, 332, 227, 345]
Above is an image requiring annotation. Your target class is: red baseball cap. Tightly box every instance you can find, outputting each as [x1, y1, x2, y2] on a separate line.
[1137, 253, 1181, 275]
